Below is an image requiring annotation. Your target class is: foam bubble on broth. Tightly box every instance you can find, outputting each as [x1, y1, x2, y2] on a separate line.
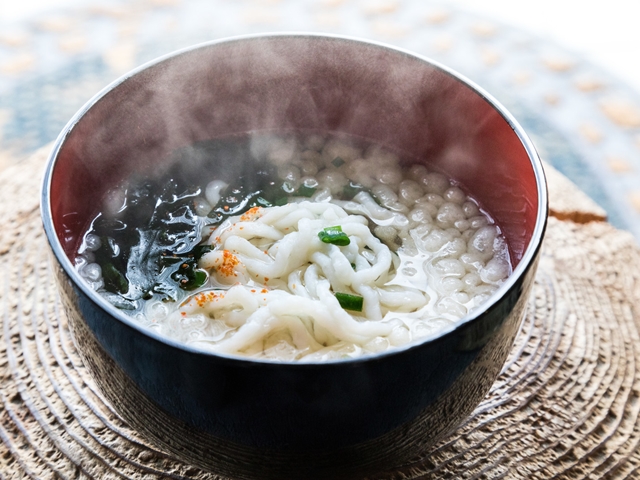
[75, 133, 512, 361]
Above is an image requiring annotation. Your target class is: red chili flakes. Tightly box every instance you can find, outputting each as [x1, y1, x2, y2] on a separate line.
[261, 288, 268, 294]
[223, 205, 229, 211]
[217, 250, 240, 277]
[181, 312, 186, 317]
[193, 291, 224, 308]
[240, 206, 263, 222]
[264, 277, 269, 283]
[251, 289, 256, 293]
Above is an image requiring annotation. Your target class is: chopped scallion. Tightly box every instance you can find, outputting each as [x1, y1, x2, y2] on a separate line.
[318, 226, 350, 246]
[335, 292, 363, 312]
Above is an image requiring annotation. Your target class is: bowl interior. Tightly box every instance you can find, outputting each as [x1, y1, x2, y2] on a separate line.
[48, 35, 541, 272]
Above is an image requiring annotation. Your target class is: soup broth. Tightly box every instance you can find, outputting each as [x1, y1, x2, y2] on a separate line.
[75, 134, 511, 361]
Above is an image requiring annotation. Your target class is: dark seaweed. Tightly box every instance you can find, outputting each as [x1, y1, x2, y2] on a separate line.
[81, 138, 375, 309]
[87, 179, 207, 304]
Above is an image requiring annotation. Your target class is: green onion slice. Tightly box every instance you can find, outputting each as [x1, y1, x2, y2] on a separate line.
[335, 292, 364, 312]
[318, 226, 350, 246]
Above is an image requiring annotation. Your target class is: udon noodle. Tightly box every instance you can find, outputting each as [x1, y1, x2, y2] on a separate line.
[76, 134, 511, 361]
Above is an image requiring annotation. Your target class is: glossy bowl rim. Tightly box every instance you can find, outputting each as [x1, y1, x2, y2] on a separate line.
[41, 31, 548, 366]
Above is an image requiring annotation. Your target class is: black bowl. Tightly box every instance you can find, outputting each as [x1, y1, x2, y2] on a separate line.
[41, 33, 547, 479]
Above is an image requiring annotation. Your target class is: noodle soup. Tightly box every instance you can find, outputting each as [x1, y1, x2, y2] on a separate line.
[75, 134, 511, 361]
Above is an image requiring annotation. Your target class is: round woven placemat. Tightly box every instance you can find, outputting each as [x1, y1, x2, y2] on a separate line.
[2, 147, 640, 479]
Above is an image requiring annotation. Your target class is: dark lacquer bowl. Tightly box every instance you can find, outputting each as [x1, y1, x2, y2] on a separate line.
[41, 33, 547, 479]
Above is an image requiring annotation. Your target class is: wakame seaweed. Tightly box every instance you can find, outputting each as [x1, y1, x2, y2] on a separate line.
[82, 138, 375, 309]
[87, 178, 207, 305]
